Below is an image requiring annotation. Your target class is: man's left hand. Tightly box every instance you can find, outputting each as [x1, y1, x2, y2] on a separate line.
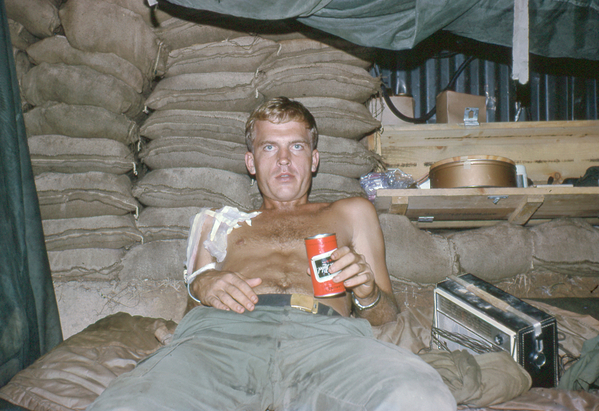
[329, 246, 379, 303]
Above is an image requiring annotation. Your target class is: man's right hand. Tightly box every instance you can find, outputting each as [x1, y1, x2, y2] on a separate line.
[190, 270, 262, 313]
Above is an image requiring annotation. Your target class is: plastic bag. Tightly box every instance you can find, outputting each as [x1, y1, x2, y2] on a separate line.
[360, 169, 416, 201]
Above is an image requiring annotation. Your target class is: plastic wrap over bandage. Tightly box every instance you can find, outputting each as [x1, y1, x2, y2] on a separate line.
[185, 206, 261, 280]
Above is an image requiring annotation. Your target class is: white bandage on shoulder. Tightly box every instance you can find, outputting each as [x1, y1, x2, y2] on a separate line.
[184, 206, 260, 283]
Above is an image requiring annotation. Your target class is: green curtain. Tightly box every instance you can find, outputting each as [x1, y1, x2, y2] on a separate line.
[162, 0, 599, 61]
[0, 0, 62, 388]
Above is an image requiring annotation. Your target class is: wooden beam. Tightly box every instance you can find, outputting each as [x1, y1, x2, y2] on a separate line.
[508, 195, 545, 225]
[409, 217, 599, 229]
[390, 196, 408, 215]
[376, 186, 599, 229]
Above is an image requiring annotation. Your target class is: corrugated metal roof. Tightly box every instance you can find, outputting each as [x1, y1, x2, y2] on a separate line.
[375, 50, 599, 123]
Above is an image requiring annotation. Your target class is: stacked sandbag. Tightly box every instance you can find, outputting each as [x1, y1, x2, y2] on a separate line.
[58, 0, 168, 82]
[16, 9, 385, 332]
[379, 214, 599, 301]
[27, 36, 148, 94]
[8, 19, 40, 51]
[13, 47, 32, 111]
[12, 1, 161, 318]
[34, 171, 141, 282]
[141, 21, 381, 213]
[5, 0, 61, 39]
[153, 16, 247, 51]
[132, 26, 272, 284]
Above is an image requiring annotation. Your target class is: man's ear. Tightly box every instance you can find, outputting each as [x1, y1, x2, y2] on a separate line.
[245, 151, 256, 175]
[311, 149, 319, 173]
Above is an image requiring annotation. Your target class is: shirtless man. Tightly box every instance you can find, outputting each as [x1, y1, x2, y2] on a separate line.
[88, 97, 456, 411]
[187, 97, 399, 325]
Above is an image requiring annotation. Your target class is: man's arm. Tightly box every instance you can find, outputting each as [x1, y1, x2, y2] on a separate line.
[187, 214, 261, 314]
[329, 197, 400, 325]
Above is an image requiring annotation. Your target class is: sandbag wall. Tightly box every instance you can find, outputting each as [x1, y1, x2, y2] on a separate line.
[10, 0, 183, 337]
[380, 215, 599, 310]
[9, 0, 382, 337]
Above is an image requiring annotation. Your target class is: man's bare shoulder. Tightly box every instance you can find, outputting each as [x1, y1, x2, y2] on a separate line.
[329, 196, 377, 217]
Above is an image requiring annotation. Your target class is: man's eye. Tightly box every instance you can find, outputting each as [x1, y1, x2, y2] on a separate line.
[293, 144, 304, 150]
[264, 145, 274, 151]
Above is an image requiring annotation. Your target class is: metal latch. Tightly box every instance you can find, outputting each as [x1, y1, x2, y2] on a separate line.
[418, 216, 435, 223]
[487, 195, 508, 205]
[464, 107, 480, 126]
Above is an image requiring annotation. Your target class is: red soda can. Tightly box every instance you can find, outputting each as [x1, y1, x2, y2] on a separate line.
[305, 233, 346, 297]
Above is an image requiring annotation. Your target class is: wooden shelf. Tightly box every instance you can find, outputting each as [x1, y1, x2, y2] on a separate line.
[375, 186, 599, 229]
[369, 120, 599, 185]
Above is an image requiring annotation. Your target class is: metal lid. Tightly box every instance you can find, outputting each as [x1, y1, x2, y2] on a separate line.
[430, 155, 516, 170]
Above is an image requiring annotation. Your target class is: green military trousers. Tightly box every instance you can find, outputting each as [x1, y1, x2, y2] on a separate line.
[88, 305, 456, 411]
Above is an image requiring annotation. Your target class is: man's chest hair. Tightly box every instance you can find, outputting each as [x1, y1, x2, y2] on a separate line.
[228, 208, 342, 251]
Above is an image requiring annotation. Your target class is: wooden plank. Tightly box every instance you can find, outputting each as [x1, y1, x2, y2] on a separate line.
[377, 120, 599, 184]
[508, 195, 545, 225]
[390, 196, 408, 215]
[375, 186, 599, 228]
[409, 218, 599, 229]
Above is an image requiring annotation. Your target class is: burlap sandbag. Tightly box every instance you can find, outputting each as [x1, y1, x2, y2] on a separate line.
[35, 171, 139, 219]
[317, 135, 377, 178]
[166, 36, 279, 77]
[42, 215, 143, 251]
[530, 218, 599, 276]
[295, 97, 381, 139]
[8, 19, 40, 50]
[379, 213, 456, 285]
[103, 0, 172, 27]
[153, 17, 246, 51]
[140, 109, 248, 143]
[60, 0, 168, 79]
[22, 63, 145, 118]
[249, 173, 365, 208]
[145, 72, 260, 112]
[132, 167, 253, 211]
[48, 248, 125, 281]
[256, 62, 380, 103]
[258, 38, 373, 71]
[13, 49, 31, 112]
[24, 103, 140, 144]
[5, 0, 60, 38]
[13, 48, 31, 90]
[447, 222, 534, 282]
[120, 239, 187, 281]
[28, 135, 135, 175]
[136, 207, 202, 242]
[139, 136, 247, 174]
[27, 36, 146, 93]
[309, 173, 365, 203]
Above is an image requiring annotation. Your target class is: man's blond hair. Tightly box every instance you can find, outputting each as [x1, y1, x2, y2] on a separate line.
[245, 97, 318, 152]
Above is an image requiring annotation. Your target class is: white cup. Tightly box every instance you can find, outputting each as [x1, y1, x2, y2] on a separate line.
[516, 165, 528, 187]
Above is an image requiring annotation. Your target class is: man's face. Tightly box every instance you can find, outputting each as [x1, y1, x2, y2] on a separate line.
[245, 120, 319, 205]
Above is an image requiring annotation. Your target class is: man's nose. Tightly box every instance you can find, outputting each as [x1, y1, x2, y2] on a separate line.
[277, 149, 290, 165]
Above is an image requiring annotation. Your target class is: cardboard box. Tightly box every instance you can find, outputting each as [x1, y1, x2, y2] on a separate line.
[436, 90, 486, 124]
[370, 95, 415, 127]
